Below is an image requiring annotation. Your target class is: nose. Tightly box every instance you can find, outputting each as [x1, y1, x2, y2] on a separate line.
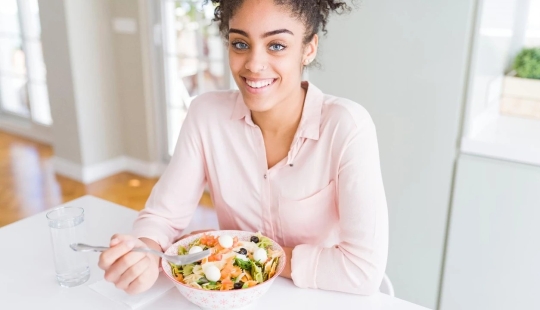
[244, 47, 267, 73]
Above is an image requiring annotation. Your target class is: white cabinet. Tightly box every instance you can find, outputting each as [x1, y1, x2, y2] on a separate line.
[440, 154, 540, 309]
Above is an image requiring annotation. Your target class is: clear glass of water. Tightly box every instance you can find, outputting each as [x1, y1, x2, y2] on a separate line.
[46, 206, 90, 287]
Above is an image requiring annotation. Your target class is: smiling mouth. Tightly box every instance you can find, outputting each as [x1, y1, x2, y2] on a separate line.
[243, 78, 276, 89]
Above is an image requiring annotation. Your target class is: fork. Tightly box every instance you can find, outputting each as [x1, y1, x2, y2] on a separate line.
[70, 243, 211, 265]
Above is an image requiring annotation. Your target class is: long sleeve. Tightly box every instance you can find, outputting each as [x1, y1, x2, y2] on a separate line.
[291, 113, 389, 295]
[131, 99, 207, 250]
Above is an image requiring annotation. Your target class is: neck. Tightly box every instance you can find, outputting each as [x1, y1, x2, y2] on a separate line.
[252, 84, 307, 136]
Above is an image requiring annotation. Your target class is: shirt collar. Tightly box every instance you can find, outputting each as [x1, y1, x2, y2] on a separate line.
[231, 81, 323, 140]
[231, 91, 255, 126]
[297, 81, 323, 141]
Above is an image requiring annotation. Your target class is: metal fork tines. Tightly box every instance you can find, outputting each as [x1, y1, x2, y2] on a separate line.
[70, 243, 211, 265]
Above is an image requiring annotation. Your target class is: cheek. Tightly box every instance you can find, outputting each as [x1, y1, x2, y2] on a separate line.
[228, 52, 244, 73]
[272, 56, 302, 80]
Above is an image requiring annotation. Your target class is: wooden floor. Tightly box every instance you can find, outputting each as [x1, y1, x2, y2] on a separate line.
[0, 130, 212, 228]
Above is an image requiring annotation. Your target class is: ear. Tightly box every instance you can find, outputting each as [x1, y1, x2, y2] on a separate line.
[302, 34, 318, 65]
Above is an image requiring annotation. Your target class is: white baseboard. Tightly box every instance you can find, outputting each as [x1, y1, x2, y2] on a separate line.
[124, 156, 167, 178]
[52, 155, 166, 184]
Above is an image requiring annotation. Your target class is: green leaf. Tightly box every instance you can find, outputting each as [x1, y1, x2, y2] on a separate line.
[251, 262, 263, 283]
[234, 258, 252, 270]
[257, 236, 273, 249]
[202, 281, 221, 290]
[514, 48, 540, 79]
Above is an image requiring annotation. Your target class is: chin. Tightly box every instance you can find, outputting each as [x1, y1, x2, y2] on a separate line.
[242, 96, 276, 113]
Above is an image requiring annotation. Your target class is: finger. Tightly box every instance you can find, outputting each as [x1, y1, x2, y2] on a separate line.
[110, 234, 131, 246]
[110, 237, 121, 247]
[125, 275, 147, 295]
[125, 262, 156, 295]
[115, 255, 150, 291]
[104, 250, 146, 283]
[98, 240, 135, 271]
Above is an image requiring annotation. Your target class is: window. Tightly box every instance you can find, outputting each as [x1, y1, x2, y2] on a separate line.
[160, 0, 228, 156]
[461, 0, 540, 167]
[0, 0, 51, 125]
[524, 0, 540, 47]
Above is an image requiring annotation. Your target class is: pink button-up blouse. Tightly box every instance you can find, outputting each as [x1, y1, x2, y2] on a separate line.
[132, 81, 388, 295]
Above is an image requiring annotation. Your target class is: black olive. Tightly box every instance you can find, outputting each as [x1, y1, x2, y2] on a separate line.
[234, 281, 244, 289]
[250, 236, 259, 243]
[238, 248, 247, 255]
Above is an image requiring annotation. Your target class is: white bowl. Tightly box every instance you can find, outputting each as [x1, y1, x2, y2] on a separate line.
[162, 230, 286, 310]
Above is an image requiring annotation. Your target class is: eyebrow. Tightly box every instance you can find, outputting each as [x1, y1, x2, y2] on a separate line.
[228, 28, 294, 38]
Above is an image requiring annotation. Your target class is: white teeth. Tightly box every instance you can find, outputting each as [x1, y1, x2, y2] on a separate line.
[246, 79, 273, 88]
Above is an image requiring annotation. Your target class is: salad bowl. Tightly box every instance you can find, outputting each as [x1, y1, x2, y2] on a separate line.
[162, 230, 286, 310]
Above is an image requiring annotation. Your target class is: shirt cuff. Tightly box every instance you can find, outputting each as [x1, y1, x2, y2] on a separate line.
[291, 244, 323, 289]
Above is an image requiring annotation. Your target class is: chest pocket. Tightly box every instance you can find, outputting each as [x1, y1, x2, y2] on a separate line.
[278, 180, 338, 247]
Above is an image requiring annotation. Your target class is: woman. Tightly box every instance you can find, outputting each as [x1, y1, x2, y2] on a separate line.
[98, 0, 388, 296]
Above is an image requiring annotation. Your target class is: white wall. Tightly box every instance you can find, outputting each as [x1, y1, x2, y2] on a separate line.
[38, 0, 162, 182]
[309, 0, 476, 308]
[64, 0, 123, 166]
[39, 0, 82, 164]
[112, 0, 157, 163]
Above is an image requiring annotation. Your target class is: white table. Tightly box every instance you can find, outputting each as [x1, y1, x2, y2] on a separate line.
[0, 196, 429, 309]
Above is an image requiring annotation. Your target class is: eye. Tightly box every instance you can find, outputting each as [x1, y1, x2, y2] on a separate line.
[231, 41, 249, 50]
[269, 43, 286, 51]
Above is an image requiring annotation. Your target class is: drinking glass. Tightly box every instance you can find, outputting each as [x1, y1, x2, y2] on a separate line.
[46, 206, 90, 287]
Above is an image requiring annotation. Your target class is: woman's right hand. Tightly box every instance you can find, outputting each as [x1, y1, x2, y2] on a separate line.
[97, 234, 160, 295]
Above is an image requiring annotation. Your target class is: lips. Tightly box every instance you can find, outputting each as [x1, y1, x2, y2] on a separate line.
[244, 78, 275, 89]
[242, 77, 277, 91]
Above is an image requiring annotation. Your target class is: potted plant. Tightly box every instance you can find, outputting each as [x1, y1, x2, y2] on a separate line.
[500, 48, 540, 120]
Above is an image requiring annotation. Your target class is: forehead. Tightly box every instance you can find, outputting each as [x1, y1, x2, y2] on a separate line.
[229, 0, 305, 34]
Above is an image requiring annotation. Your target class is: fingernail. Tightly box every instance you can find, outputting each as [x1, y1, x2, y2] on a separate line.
[110, 238, 120, 246]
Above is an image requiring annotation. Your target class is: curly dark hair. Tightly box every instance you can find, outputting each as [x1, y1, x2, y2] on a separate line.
[205, 0, 352, 44]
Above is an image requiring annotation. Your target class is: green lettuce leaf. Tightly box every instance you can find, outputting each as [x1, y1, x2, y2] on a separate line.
[251, 262, 263, 283]
[257, 236, 273, 250]
[202, 281, 221, 290]
[234, 258, 252, 270]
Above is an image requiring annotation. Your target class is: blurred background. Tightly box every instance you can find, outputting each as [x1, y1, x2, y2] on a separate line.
[1, 0, 539, 309]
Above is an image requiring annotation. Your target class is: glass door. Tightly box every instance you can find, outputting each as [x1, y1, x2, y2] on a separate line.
[158, 0, 229, 157]
[0, 0, 51, 126]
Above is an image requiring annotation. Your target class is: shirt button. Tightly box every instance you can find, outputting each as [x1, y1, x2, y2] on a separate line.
[264, 174, 267, 179]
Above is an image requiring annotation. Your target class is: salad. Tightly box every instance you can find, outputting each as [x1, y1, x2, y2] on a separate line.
[170, 232, 282, 291]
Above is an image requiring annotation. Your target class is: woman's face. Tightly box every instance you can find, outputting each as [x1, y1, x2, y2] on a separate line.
[228, 0, 317, 113]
